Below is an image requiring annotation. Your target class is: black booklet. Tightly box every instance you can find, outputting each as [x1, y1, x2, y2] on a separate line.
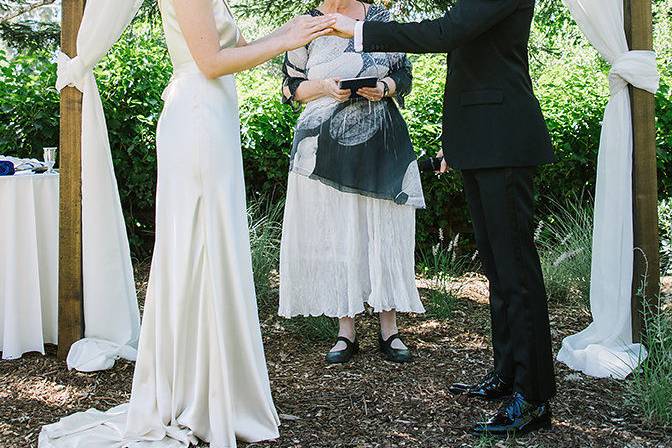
[338, 76, 378, 98]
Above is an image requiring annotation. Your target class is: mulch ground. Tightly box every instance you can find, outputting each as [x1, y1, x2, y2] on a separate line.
[2, 269, 671, 448]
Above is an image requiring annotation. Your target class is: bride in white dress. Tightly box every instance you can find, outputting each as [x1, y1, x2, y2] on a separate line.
[38, 1, 334, 447]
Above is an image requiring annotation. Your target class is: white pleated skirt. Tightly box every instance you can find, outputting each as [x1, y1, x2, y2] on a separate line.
[278, 172, 425, 318]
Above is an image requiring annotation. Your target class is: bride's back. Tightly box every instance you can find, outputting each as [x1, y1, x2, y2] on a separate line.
[158, 0, 239, 69]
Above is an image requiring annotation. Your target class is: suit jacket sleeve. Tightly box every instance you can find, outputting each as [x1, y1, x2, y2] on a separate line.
[362, 0, 520, 54]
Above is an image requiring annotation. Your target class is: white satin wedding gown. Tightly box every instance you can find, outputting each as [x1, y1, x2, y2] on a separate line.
[38, 1, 280, 446]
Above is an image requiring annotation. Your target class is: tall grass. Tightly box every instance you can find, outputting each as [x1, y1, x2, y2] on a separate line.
[535, 199, 672, 425]
[659, 199, 671, 276]
[536, 198, 670, 305]
[419, 231, 477, 280]
[282, 315, 339, 342]
[248, 199, 283, 308]
[536, 199, 593, 305]
[628, 299, 672, 427]
[418, 231, 478, 319]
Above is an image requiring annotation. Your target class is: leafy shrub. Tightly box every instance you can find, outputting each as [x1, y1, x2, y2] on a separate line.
[534, 54, 609, 202]
[237, 64, 298, 202]
[95, 26, 171, 258]
[402, 55, 472, 251]
[0, 48, 59, 155]
[1, 15, 671, 259]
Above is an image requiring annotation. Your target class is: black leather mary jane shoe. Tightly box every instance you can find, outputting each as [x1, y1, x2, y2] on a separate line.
[325, 336, 359, 364]
[449, 370, 513, 401]
[379, 333, 412, 363]
[472, 392, 552, 436]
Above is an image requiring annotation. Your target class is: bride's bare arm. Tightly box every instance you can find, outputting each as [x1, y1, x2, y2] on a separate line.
[237, 34, 248, 47]
[174, 0, 335, 79]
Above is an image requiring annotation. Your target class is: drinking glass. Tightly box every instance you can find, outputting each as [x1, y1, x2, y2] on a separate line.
[43, 147, 57, 173]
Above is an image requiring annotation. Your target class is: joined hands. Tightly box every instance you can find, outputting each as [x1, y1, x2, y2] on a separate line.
[436, 150, 451, 173]
[280, 15, 337, 51]
[326, 13, 357, 39]
[280, 12, 355, 51]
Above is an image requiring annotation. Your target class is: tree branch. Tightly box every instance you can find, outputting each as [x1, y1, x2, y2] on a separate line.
[1, 0, 57, 24]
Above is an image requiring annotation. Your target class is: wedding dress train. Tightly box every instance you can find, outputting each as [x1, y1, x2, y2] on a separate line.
[39, 0, 280, 446]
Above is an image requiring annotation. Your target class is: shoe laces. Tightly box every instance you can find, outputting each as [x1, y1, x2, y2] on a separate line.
[499, 392, 525, 419]
[480, 370, 498, 386]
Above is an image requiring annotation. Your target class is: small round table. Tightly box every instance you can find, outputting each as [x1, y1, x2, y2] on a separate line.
[0, 172, 59, 359]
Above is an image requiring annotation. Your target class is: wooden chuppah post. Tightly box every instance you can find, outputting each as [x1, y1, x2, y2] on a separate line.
[624, 0, 660, 342]
[57, 0, 86, 360]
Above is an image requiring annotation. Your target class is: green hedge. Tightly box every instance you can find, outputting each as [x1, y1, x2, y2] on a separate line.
[1, 25, 671, 258]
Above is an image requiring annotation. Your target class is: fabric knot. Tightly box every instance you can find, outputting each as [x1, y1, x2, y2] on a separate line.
[608, 50, 659, 96]
[56, 51, 89, 92]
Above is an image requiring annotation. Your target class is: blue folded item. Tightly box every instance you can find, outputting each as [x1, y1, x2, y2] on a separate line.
[0, 160, 15, 176]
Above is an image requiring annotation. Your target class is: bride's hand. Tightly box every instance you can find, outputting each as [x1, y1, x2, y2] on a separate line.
[279, 15, 336, 51]
[322, 79, 351, 102]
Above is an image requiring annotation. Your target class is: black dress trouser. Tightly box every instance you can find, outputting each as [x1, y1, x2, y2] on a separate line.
[461, 167, 557, 403]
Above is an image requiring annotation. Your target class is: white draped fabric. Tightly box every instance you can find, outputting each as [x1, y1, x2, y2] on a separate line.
[557, 0, 660, 379]
[0, 174, 59, 360]
[56, 0, 143, 372]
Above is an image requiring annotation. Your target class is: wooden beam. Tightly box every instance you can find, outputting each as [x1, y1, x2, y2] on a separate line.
[58, 0, 86, 360]
[625, 0, 660, 343]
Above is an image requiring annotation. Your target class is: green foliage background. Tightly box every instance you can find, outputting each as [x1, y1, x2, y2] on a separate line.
[0, 3, 671, 258]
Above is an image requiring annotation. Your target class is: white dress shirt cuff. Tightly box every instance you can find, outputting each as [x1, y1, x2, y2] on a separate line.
[354, 21, 364, 52]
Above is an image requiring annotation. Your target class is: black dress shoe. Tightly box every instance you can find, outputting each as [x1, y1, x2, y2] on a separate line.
[379, 333, 412, 363]
[449, 370, 513, 401]
[325, 336, 359, 364]
[473, 392, 552, 436]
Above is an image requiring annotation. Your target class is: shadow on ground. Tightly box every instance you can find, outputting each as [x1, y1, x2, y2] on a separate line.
[1, 274, 671, 447]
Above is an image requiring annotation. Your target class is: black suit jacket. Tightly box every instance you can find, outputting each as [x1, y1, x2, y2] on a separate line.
[363, 0, 555, 170]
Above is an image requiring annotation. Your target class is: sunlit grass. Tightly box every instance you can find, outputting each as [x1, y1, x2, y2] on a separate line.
[282, 315, 339, 342]
[536, 198, 593, 305]
[248, 199, 283, 309]
[418, 231, 479, 318]
[628, 298, 672, 427]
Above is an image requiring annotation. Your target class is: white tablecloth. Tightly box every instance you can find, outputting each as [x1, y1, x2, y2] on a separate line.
[0, 173, 59, 359]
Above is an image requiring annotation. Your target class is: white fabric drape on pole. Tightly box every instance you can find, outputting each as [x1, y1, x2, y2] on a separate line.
[557, 0, 659, 379]
[56, 0, 143, 372]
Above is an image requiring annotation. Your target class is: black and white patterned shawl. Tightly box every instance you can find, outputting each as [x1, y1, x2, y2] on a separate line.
[281, 5, 425, 208]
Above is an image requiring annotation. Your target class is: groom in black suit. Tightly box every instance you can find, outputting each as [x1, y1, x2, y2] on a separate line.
[331, 0, 557, 436]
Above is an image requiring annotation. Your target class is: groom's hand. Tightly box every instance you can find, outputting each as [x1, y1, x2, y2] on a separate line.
[328, 13, 356, 39]
[436, 150, 450, 173]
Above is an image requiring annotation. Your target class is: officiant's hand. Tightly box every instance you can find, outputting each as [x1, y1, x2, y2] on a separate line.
[322, 79, 351, 102]
[357, 82, 385, 102]
[328, 13, 357, 39]
[281, 15, 336, 51]
[436, 150, 450, 173]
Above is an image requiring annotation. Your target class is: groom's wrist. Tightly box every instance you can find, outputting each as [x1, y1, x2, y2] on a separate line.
[354, 21, 364, 52]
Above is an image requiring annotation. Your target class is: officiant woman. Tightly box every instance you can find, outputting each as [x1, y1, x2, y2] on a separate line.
[277, 0, 426, 364]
